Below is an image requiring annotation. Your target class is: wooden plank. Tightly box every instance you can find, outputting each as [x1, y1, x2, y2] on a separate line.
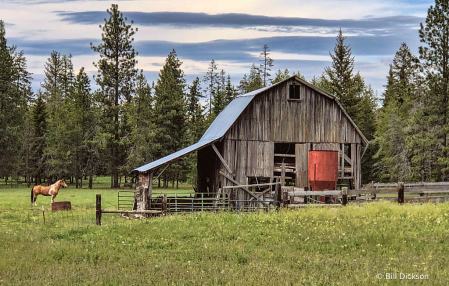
[222, 182, 280, 189]
[374, 182, 449, 187]
[102, 210, 162, 214]
[212, 143, 233, 175]
[287, 190, 341, 196]
[406, 190, 449, 194]
[219, 171, 262, 201]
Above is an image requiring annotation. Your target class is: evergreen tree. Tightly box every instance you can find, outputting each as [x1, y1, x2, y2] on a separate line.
[418, 0, 449, 179]
[238, 74, 249, 94]
[91, 4, 138, 188]
[203, 59, 218, 115]
[259, 44, 274, 86]
[247, 64, 263, 92]
[42, 51, 73, 181]
[126, 71, 154, 172]
[31, 91, 48, 185]
[212, 69, 226, 116]
[187, 77, 204, 143]
[323, 29, 364, 118]
[374, 43, 419, 182]
[67, 67, 97, 188]
[153, 49, 186, 188]
[271, 69, 290, 84]
[0, 21, 30, 182]
[224, 74, 237, 104]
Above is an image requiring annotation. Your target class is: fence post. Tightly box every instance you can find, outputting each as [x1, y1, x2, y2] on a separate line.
[342, 187, 348, 206]
[397, 182, 405, 204]
[96, 194, 101, 226]
[304, 186, 309, 204]
[283, 189, 288, 208]
[162, 194, 167, 215]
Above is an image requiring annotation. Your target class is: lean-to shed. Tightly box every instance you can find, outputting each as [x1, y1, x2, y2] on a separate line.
[131, 76, 368, 208]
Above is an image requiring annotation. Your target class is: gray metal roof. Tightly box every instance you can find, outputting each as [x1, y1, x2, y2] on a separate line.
[132, 94, 258, 173]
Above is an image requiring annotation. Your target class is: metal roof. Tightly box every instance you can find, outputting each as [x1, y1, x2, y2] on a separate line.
[132, 94, 258, 173]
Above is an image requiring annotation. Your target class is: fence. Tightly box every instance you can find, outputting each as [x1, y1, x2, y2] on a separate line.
[281, 181, 449, 206]
[118, 190, 135, 210]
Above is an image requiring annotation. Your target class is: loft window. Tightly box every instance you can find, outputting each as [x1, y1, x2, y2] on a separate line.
[288, 83, 301, 100]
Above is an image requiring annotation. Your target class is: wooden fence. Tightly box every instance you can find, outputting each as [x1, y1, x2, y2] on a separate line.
[281, 181, 449, 207]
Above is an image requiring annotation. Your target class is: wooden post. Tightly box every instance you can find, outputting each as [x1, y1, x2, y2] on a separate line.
[397, 182, 405, 204]
[342, 187, 348, 206]
[162, 194, 167, 215]
[278, 165, 286, 207]
[283, 190, 288, 208]
[304, 186, 309, 204]
[42, 206, 45, 225]
[96, 194, 101, 226]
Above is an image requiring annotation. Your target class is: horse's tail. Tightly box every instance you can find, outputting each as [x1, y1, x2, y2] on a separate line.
[31, 187, 34, 203]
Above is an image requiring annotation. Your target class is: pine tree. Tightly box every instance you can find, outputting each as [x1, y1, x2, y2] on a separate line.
[324, 29, 363, 118]
[247, 64, 263, 92]
[153, 49, 186, 187]
[212, 69, 226, 116]
[66, 67, 97, 188]
[203, 59, 218, 115]
[42, 51, 73, 181]
[374, 43, 419, 182]
[225, 74, 237, 104]
[32, 91, 48, 185]
[0, 21, 30, 182]
[271, 69, 290, 84]
[91, 4, 138, 188]
[126, 71, 154, 172]
[418, 0, 449, 179]
[238, 74, 249, 94]
[259, 44, 274, 86]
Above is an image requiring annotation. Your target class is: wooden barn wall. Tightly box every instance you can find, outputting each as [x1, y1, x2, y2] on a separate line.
[225, 78, 362, 144]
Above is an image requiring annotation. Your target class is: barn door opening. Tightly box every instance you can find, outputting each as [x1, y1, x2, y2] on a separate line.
[273, 143, 296, 186]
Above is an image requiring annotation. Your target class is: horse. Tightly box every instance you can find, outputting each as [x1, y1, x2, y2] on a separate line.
[31, 179, 67, 206]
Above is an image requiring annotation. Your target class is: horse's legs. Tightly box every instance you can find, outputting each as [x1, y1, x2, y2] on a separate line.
[51, 195, 55, 204]
[34, 194, 38, 206]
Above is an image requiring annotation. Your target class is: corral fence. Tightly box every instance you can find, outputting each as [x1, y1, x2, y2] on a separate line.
[95, 181, 449, 225]
[118, 190, 135, 210]
[281, 181, 449, 207]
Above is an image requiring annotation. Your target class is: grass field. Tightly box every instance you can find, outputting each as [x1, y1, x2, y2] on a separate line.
[1, 179, 449, 285]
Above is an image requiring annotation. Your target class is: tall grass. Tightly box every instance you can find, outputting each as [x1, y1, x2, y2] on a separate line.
[0, 185, 448, 285]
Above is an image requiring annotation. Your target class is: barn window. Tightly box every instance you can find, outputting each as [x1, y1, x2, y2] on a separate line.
[288, 83, 301, 100]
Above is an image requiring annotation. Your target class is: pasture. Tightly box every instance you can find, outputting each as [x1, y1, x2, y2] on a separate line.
[0, 179, 448, 285]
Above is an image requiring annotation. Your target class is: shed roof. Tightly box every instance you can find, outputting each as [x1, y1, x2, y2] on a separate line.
[132, 94, 257, 173]
[133, 76, 368, 173]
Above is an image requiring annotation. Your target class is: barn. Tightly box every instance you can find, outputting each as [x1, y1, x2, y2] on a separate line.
[131, 75, 368, 210]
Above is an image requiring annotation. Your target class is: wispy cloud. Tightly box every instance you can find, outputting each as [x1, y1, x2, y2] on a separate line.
[57, 11, 424, 32]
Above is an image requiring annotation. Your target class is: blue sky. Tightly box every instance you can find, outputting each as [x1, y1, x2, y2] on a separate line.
[0, 0, 434, 96]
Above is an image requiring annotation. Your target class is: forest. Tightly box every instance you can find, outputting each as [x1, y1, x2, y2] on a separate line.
[1, 1, 449, 189]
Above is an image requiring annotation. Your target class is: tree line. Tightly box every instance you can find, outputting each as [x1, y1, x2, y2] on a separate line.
[1, 1, 448, 188]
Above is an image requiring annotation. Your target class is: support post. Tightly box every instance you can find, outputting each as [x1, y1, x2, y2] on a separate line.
[342, 187, 348, 206]
[162, 194, 167, 215]
[397, 182, 405, 204]
[96, 194, 101, 226]
[304, 186, 309, 204]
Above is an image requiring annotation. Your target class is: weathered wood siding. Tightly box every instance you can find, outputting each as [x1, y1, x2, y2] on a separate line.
[198, 78, 364, 194]
[225, 78, 362, 144]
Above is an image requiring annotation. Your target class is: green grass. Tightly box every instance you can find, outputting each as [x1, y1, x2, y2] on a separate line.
[0, 181, 449, 285]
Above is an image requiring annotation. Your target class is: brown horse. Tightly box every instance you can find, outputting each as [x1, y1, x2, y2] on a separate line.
[31, 179, 67, 206]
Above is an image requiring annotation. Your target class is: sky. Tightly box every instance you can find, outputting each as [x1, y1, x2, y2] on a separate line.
[0, 0, 434, 97]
